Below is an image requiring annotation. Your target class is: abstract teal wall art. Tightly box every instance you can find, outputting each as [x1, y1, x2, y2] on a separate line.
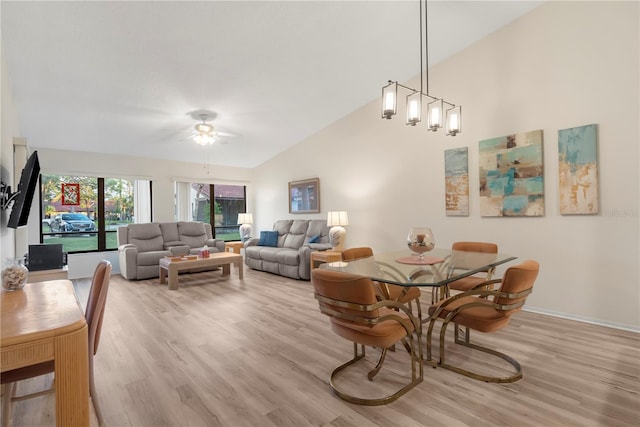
[558, 124, 598, 214]
[444, 147, 469, 216]
[479, 130, 545, 217]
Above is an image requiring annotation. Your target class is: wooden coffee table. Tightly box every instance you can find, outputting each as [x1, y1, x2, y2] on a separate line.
[159, 252, 243, 290]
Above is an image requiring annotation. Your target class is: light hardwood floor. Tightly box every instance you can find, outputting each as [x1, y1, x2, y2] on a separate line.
[3, 268, 639, 426]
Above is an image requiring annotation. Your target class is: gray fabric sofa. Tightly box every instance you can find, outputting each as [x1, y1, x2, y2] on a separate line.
[244, 219, 332, 280]
[117, 221, 225, 280]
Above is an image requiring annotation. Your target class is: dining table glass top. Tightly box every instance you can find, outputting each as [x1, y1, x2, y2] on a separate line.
[318, 248, 517, 287]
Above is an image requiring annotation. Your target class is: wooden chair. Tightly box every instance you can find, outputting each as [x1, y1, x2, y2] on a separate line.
[426, 260, 539, 383]
[1, 260, 112, 427]
[341, 247, 423, 319]
[311, 269, 423, 405]
[447, 242, 499, 294]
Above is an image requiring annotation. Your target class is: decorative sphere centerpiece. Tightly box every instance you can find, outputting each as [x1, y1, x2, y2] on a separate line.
[407, 227, 435, 260]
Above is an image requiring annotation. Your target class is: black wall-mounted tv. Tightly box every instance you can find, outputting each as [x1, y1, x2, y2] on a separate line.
[8, 150, 40, 229]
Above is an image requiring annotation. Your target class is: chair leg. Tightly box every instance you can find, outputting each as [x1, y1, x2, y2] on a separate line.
[89, 353, 105, 427]
[1, 383, 15, 427]
[439, 320, 523, 383]
[329, 333, 423, 406]
[367, 348, 388, 380]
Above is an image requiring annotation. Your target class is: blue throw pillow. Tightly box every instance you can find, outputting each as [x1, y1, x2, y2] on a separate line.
[258, 231, 279, 247]
[308, 235, 321, 243]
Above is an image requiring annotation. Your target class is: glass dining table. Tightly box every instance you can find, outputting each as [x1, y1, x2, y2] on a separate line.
[318, 248, 517, 304]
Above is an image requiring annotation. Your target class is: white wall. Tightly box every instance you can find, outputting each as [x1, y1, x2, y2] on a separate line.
[252, 1, 639, 331]
[0, 46, 21, 261]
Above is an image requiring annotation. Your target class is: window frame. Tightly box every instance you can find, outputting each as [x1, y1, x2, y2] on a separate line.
[39, 175, 153, 253]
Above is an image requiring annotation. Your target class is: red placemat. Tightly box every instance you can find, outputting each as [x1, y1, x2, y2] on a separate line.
[395, 255, 445, 265]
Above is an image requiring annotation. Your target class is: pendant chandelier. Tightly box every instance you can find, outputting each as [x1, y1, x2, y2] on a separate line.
[381, 0, 461, 136]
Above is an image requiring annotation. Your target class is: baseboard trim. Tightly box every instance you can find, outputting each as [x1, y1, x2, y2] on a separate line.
[524, 306, 639, 333]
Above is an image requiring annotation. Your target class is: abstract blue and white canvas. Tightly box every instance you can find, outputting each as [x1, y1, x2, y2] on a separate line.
[479, 130, 544, 217]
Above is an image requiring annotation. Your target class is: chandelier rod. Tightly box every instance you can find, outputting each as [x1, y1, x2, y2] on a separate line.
[419, 0, 424, 96]
[424, 0, 430, 96]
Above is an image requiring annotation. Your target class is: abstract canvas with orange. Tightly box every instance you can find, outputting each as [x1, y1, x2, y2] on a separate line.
[558, 124, 598, 215]
[444, 147, 469, 216]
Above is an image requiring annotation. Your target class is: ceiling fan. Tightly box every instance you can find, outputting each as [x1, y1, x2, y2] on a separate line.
[189, 110, 235, 146]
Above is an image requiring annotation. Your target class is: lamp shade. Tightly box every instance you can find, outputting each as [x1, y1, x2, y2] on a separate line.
[237, 213, 253, 224]
[327, 211, 349, 227]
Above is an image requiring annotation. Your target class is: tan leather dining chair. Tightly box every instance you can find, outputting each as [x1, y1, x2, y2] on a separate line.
[447, 242, 499, 294]
[341, 247, 423, 319]
[426, 260, 539, 383]
[311, 269, 423, 405]
[1, 260, 112, 427]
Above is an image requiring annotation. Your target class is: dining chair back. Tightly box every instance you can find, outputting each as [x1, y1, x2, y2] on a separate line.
[447, 241, 499, 293]
[341, 247, 422, 318]
[341, 246, 374, 261]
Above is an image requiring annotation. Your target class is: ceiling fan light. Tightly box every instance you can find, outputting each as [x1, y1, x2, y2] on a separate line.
[194, 133, 214, 146]
[195, 123, 213, 134]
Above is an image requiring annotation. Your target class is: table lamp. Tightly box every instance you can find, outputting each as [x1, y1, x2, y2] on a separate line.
[327, 211, 348, 252]
[237, 213, 253, 243]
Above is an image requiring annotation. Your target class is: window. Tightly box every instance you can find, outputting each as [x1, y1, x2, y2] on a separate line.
[40, 175, 151, 253]
[175, 182, 246, 241]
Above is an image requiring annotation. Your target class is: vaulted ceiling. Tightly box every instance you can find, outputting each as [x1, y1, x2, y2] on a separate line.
[2, 1, 542, 168]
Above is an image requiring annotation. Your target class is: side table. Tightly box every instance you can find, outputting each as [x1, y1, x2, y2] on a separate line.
[310, 250, 342, 271]
[225, 241, 244, 255]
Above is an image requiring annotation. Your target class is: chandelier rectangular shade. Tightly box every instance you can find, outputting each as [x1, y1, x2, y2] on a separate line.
[381, 81, 398, 119]
[327, 211, 349, 227]
[446, 106, 462, 136]
[237, 213, 253, 224]
[406, 91, 422, 126]
[427, 99, 443, 131]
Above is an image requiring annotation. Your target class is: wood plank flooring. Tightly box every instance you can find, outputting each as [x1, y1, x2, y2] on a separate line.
[3, 267, 639, 426]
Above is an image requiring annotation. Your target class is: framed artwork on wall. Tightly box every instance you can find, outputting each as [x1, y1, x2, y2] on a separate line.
[61, 183, 80, 206]
[444, 147, 469, 216]
[289, 178, 320, 214]
[558, 124, 599, 215]
[478, 129, 544, 217]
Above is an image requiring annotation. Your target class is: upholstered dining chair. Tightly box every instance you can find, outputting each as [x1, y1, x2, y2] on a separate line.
[426, 260, 539, 383]
[311, 269, 423, 405]
[1, 260, 112, 427]
[341, 247, 423, 319]
[447, 242, 499, 295]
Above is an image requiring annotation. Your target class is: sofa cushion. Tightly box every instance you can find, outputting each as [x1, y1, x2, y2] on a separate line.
[128, 223, 164, 252]
[283, 220, 309, 249]
[273, 220, 293, 246]
[306, 219, 330, 243]
[137, 250, 171, 266]
[177, 222, 208, 248]
[276, 249, 300, 266]
[258, 231, 279, 247]
[159, 222, 180, 243]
